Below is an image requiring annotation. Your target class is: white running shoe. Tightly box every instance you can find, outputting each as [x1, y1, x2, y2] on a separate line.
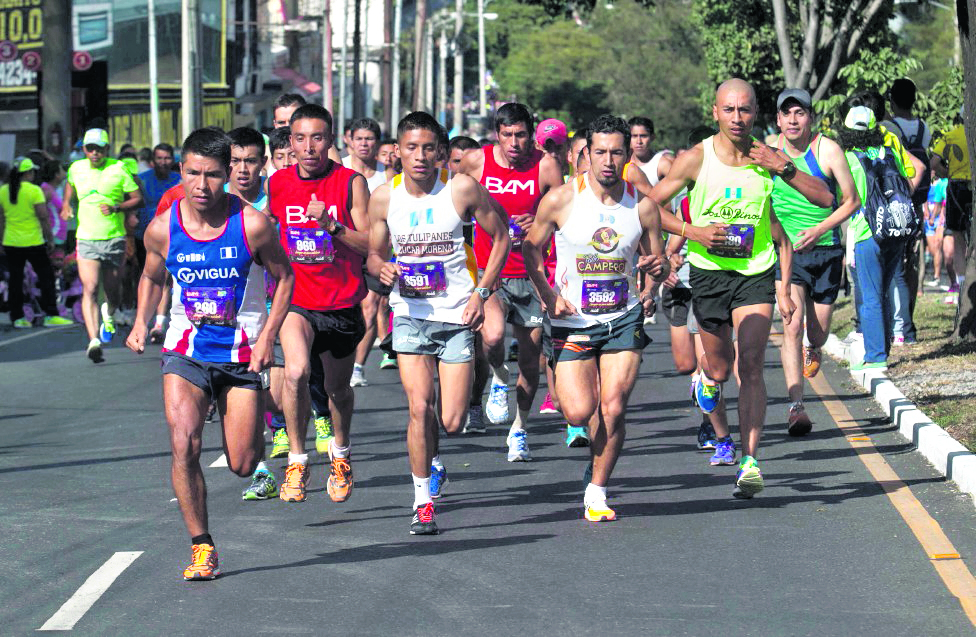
[485, 381, 510, 424]
[462, 406, 486, 434]
[507, 430, 531, 462]
[350, 368, 368, 387]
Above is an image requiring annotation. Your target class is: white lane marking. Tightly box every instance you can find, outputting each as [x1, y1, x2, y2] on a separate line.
[169, 498, 177, 502]
[209, 453, 228, 468]
[0, 325, 74, 349]
[38, 551, 143, 631]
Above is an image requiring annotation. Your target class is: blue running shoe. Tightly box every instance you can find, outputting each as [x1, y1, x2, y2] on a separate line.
[430, 465, 448, 498]
[98, 302, 116, 343]
[566, 425, 589, 448]
[733, 455, 764, 499]
[696, 419, 717, 451]
[694, 376, 721, 414]
[709, 437, 736, 466]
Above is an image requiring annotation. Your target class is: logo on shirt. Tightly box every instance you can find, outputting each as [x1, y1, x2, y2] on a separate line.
[220, 246, 238, 260]
[576, 254, 626, 274]
[588, 227, 620, 254]
[175, 253, 205, 263]
[286, 204, 339, 225]
[724, 187, 742, 199]
[484, 176, 535, 196]
[176, 267, 241, 284]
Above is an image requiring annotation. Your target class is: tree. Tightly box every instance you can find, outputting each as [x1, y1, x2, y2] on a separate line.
[952, 0, 976, 342]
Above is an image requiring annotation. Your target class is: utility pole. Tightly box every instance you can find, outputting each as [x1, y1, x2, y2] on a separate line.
[437, 27, 447, 126]
[149, 0, 161, 146]
[40, 0, 71, 158]
[391, 0, 402, 130]
[382, 0, 392, 131]
[425, 20, 433, 113]
[323, 0, 333, 116]
[453, 0, 463, 135]
[181, 0, 202, 139]
[362, 0, 369, 118]
[352, 0, 362, 119]
[339, 0, 348, 143]
[477, 0, 487, 118]
[412, 0, 426, 110]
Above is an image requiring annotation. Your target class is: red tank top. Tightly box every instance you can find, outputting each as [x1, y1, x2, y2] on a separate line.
[475, 145, 544, 278]
[269, 163, 366, 311]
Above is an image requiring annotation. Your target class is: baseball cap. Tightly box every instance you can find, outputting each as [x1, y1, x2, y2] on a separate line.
[83, 128, 110, 147]
[776, 88, 813, 112]
[844, 106, 877, 131]
[15, 157, 38, 172]
[536, 118, 568, 147]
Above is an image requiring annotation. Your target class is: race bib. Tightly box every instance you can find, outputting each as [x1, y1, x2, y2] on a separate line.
[582, 279, 628, 315]
[182, 286, 236, 327]
[508, 220, 526, 249]
[287, 227, 335, 264]
[398, 262, 447, 298]
[707, 224, 755, 259]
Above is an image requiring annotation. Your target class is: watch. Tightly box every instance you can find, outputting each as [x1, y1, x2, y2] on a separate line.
[329, 220, 345, 236]
[475, 287, 491, 300]
[780, 161, 797, 180]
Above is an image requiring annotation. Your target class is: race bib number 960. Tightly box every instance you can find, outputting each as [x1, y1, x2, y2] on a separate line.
[398, 262, 448, 298]
[181, 286, 236, 327]
[287, 227, 335, 264]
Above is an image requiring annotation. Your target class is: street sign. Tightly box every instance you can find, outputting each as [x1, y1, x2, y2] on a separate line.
[21, 50, 39, 71]
[72, 50, 92, 72]
[0, 40, 15, 62]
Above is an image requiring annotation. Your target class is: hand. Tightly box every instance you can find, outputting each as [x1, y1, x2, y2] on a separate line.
[461, 294, 486, 331]
[637, 254, 665, 279]
[668, 252, 685, 271]
[513, 213, 534, 232]
[126, 323, 147, 354]
[662, 269, 680, 289]
[98, 203, 116, 216]
[306, 193, 328, 224]
[640, 293, 656, 317]
[777, 288, 796, 326]
[60, 207, 74, 221]
[378, 262, 401, 287]
[547, 294, 578, 319]
[748, 141, 788, 175]
[793, 227, 819, 253]
[248, 336, 274, 374]
[693, 223, 729, 249]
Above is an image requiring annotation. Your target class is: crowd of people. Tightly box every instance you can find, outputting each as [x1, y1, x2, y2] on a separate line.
[1, 77, 971, 581]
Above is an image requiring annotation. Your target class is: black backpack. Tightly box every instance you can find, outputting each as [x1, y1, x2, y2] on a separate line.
[888, 118, 931, 197]
[853, 148, 918, 246]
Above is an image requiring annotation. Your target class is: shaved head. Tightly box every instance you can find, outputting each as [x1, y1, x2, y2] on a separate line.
[712, 78, 757, 145]
[715, 78, 757, 108]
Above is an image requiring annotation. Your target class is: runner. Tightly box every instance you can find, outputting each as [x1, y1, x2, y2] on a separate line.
[770, 88, 860, 436]
[268, 127, 298, 172]
[137, 144, 181, 342]
[125, 127, 294, 579]
[447, 136, 479, 176]
[457, 103, 563, 461]
[377, 138, 398, 171]
[226, 127, 268, 210]
[649, 78, 833, 498]
[366, 111, 510, 534]
[628, 116, 674, 185]
[60, 128, 144, 363]
[523, 114, 669, 521]
[269, 104, 370, 503]
[931, 111, 970, 304]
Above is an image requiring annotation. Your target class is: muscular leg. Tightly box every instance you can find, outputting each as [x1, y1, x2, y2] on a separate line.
[320, 349, 357, 449]
[101, 263, 122, 315]
[926, 231, 943, 281]
[731, 303, 774, 458]
[399, 354, 439, 478]
[512, 325, 542, 413]
[376, 295, 391, 341]
[694, 333, 731, 439]
[215, 386, 264, 477]
[163, 374, 211, 538]
[553, 357, 600, 437]
[438, 360, 475, 434]
[670, 325, 698, 375]
[479, 294, 508, 371]
[944, 233, 958, 284]
[77, 258, 102, 340]
[590, 350, 641, 487]
[806, 301, 834, 350]
[279, 312, 314, 454]
[354, 290, 380, 367]
[778, 281, 807, 405]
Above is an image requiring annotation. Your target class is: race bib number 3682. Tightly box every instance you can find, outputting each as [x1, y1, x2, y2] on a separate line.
[181, 287, 237, 327]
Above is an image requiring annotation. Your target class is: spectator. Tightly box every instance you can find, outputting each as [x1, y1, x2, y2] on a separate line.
[930, 110, 970, 304]
[137, 147, 152, 173]
[38, 160, 68, 246]
[922, 177, 949, 289]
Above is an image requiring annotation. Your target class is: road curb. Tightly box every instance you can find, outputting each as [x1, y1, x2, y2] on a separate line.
[823, 333, 976, 503]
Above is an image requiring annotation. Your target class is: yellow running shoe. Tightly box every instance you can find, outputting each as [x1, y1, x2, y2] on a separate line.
[279, 462, 308, 502]
[270, 427, 289, 459]
[183, 543, 219, 580]
[327, 453, 353, 502]
[584, 501, 617, 522]
[314, 413, 334, 454]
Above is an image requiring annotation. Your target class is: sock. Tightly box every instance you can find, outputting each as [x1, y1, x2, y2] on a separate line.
[510, 409, 528, 436]
[412, 474, 432, 508]
[191, 533, 214, 548]
[254, 460, 269, 474]
[431, 455, 444, 470]
[491, 364, 510, 386]
[584, 482, 607, 506]
[789, 400, 803, 412]
[89, 337, 101, 348]
[330, 441, 349, 459]
[154, 314, 166, 327]
[288, 452, 308, 466]
[353, 362, 364, 373]
[958, 275, 966, 286]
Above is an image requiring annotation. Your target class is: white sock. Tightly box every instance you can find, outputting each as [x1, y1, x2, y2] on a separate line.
[353, 363, 363, 373]
[491, 364, 510, 385]
[584, 482, 607, 506]
[154, 314, 166, 327]
[412, 474, 432, 508]
[89, 337, 101, 348]
[330, 441, 349, 459]
[254, 460, 269, 474]
[431, 455, 444, 470]
[691, 371, 700, 385]
[510, 409, 528, 436]
[288, 452, 308, 466]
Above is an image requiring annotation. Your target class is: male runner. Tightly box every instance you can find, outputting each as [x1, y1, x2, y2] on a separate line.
[628, 116, 674, 185]
[270, 104, 370, 503]
[448, 136, 480, 176]
[126, 127, 294, 579]
[227, 127, 268, 210]
[343, 117, 394, 387]
[523, 114, 669, 521]
[649, 78, 832, 498]
[536, 118, 570, 175]
[366, 111, 510, 534]
[770, 88, 859, 436]
[457, 103, 563, 460]
[61, 128, 144, 362]
[269, 127, 298, 171]
[377, 138, 398, 170]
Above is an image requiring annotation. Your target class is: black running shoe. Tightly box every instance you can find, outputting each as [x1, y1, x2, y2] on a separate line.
[410, 502, 438, 535]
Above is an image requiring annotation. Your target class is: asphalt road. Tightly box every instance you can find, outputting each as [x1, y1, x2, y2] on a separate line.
[1, 320, 975, 636]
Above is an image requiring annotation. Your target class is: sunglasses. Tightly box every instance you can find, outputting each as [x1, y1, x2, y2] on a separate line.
[84, 144, 107, 152]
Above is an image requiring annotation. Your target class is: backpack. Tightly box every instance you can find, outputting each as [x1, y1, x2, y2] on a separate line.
[888, 118, 931, 197]
[853, 147, 918, 246]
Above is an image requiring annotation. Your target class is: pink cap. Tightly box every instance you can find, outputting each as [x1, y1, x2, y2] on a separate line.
[536, 118, 568, 146]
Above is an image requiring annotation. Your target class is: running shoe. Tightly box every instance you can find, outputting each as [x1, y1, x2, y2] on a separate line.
[802, 347, 822, 378]
[430, 465, 448, 498]
[205, 402, 216, 423]
[270, 427, 289, 458]
[925, 278, 941, 287]
[410, 502, 438, 535]
[566, 425, 589, 448]
[539, 392, 559, 414]
[709, 437, 736, 466]
[183, 543, 220, 581]
[242, 469, 278, 500]
[279, 462, 309, 502]
[850, 360, 888, 372]
[314, 412, 334, 454]
[694, 377, 721, 414]
[350, 367, 368, 387]
[696, 418, 718, 451]
[379, 353, 398, 369]
[42, 315, 73, 326]
[327, 452, 354, 502]
[507, 339, 519, 361]
[486, 381, 510, 424]
[99, 302, 116, 343]
[507, 429, 532, 462]
[892, 335, 906, 347]
[787, 403, 813, 437]
[463, 406, 486, 434]
[13, 318, 31, 329]
[732, 456, 764, 499]
[87, 338, 104, 363]
[149, 323, 165, 344]
[584, 499, 617, 522]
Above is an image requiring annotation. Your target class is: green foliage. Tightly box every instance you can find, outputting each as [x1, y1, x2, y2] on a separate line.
[917, 66, 965, 134]
[897, 3, 958, 92]
[815, 47, 923, 126]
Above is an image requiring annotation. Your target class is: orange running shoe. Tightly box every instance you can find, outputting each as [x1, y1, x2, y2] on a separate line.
[584, 501, 617, 522]
[788, 403, 813, 437]
[327, 453, 354, 502]
[183, 543, 220, 580]
[279, 462, 309, 502]
[803, 346, 822, 378]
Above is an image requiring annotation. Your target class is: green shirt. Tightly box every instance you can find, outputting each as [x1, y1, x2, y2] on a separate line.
[772, 134, 838, 247]
[844, 146, 908, 244]
[1, 182, 47, 247]
[67, 158, 138, 241]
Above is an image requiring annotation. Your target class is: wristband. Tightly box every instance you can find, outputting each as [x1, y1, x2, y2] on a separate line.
[681, 222, 687, 238]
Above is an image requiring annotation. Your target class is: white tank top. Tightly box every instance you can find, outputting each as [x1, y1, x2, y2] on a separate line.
[637, 150, 672, 186]
[342, 156, 388, 193]
[388, 170, 478, 324]
[552, 175, 643, 328]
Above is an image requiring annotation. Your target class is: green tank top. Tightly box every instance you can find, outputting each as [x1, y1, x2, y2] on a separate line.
[771, 134, 838, 247]
[687, 136, 776, 274]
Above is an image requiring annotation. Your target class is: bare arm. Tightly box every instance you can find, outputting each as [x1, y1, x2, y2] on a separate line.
[126, 215, 170, 354]
[458, 175, 510, 329]
[770, 209, 796, 325]
[457, 148, 486, 182]
[793, 139, 861, 252]
[523, 183, 575, 317]
[365, 184, 396, 284]
[648, 146, 729, 249]
[245, 206, 294, 373]
[307, 175, 371, 256]
[33, 202, 53, 244]
[635, 194, 669, 284]
[749, 141, 833, 208]
[60, 181, 76, 220]
[906, 151, 925, 193]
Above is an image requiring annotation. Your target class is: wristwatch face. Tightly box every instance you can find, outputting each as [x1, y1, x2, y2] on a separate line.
[476, 288, 490, 299]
